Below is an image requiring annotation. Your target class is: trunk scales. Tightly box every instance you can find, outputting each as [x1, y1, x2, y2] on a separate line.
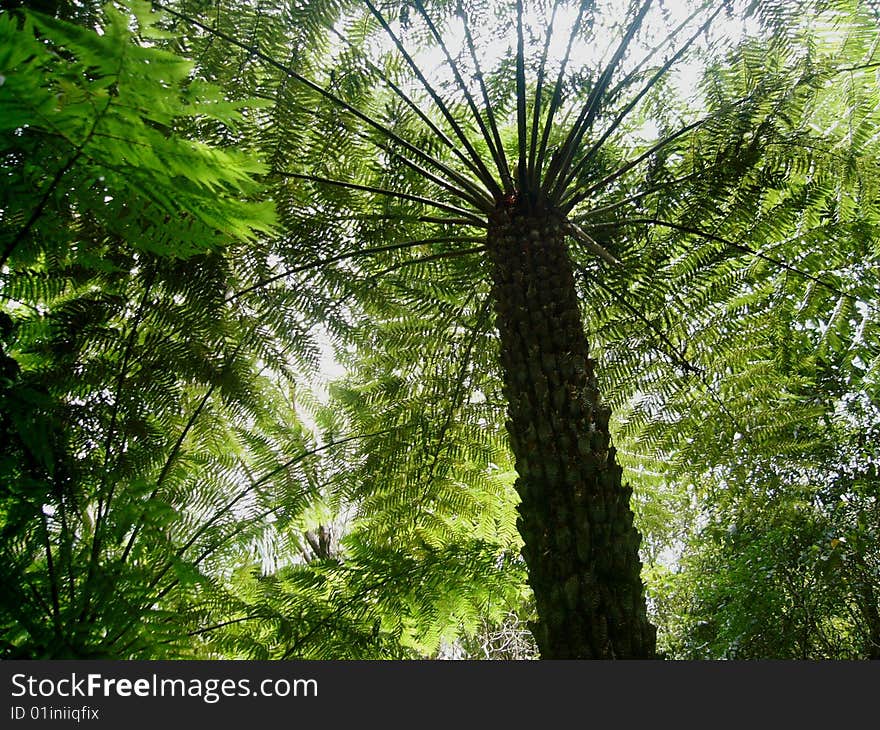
[487, 197, 656, 659]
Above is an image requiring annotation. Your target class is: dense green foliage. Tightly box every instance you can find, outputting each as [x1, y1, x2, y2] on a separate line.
[1, 0, 878, 658]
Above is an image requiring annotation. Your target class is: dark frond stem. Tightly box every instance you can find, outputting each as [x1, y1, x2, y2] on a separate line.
[527, 0, 563, 190]
[411, 296, 490, 511]
[535, 0, 593, 187]
[586, 218, 858, 302]
[275, 171, 486, 224]
[108, 429, 399, 649]
[562, 110, 730, 211]
[93, 267, 158, 517]
[560, 4, 723, 196]
[328, 246, 486, 322]
[0, 59, 116, 268]
[189, 0, 222, 65]
[830, 60, 880, 74]
[371, 127, 497, 209]
[700, 383, 751, 445]
[564, 220, 621, 265]
[0, 150, 83, 269]
[604, 1, 711, 104]
[350, 246, 486, 290]
[359, 0, 502, 197]
[148, 480, 313, 605]
[182, 431, 400, 564]
[184, 616, 260, 639]
[126, 616, 263, 655]
[281, 563, 425, 658]
[576, 264, 748, 437]
[411, 0, 507, 187]
[152, 384, 222, 496]
[318, 28, 494, 205]
[578, 266, 700, 375]
[369, 135, 494, 211]
[80, 266, 157, 623]
[458, 3, 513, 191]
[572, 172, 698, 219]
[24, 580, 53, 628]
[186, 490, 310, 572]
[152, 2, 487, 207]
[54, 474, 76, 606]
[515, 0, 528, 192]
[314, 212, 486, 228]
[280, 88, 491, 208]
[327, 28, 491, 197]
[39, 512, 62, 639]
[545, 0, 654, 202]
[117, 349, 233, 568]
[228, 237, 485, 301]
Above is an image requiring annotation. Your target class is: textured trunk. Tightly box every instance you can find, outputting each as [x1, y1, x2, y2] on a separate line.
[487, 198, 656, 659]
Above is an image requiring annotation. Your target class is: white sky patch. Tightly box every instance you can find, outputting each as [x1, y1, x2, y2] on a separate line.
[312, 324, 347, 405]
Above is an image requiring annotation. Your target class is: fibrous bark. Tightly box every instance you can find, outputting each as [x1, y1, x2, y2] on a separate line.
[486, 197, 656, 659]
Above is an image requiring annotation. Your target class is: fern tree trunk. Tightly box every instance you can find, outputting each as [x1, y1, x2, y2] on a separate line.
[487, 198, 657, 659]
